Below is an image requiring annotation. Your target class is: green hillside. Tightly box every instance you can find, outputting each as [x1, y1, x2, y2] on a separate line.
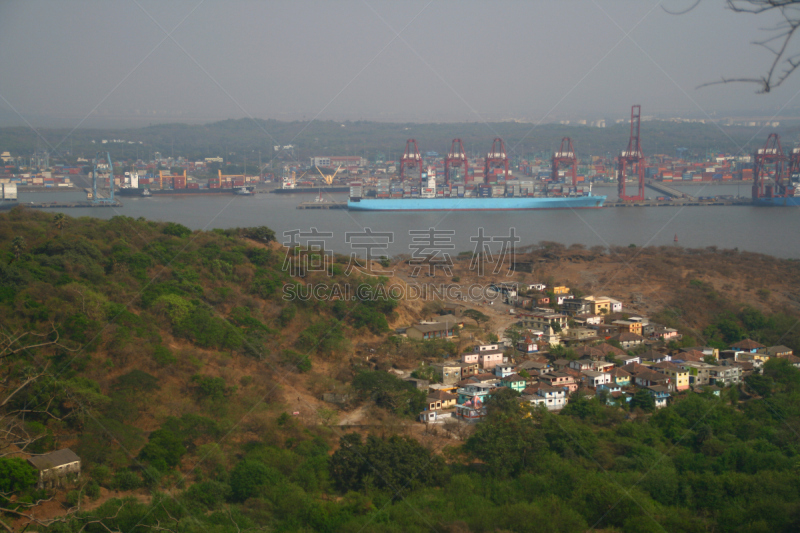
[1, 209, 799, 532]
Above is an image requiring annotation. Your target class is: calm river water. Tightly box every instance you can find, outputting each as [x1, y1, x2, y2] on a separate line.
[14, 182, 800, 259]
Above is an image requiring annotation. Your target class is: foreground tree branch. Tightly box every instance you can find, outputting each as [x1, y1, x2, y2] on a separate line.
[697, 1, 800, 92]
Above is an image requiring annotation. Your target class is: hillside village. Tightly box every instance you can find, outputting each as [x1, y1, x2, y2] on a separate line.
[394, 283, 800, 425]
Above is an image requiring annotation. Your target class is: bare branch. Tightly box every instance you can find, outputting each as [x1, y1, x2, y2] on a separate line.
[1, 365, 50, 407]
[695, 1, 800, 92]
[662, 0, 703, 16]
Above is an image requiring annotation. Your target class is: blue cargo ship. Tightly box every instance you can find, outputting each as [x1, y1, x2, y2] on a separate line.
[753, 196, 800, 207]
[348, 194, 606, 211]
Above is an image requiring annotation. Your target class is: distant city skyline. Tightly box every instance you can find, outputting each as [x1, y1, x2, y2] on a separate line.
[3, 1, 800, 129]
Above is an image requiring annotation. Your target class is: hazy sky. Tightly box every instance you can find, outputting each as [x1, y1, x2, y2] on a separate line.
[2, 0, 800, 127]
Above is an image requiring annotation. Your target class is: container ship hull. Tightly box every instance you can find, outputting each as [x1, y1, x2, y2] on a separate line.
[348, 195, 606, 211]
[753, 196, 800, 207]
[117, 187, 254, 197]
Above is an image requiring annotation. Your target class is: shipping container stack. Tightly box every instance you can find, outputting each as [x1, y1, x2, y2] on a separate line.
[376, 178, 390, 198]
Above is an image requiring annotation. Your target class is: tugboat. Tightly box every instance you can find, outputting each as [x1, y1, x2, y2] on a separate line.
[234, 187, 253, 196]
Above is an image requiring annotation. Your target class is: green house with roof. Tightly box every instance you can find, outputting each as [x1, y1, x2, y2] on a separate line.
[500, 374, 527, 393]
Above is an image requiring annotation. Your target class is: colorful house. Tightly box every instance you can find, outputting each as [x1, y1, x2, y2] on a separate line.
[456, 383, 494, 405]
[500, 374, 527, 393]
[647, 385, 671, 409]
[652, 362, 689, 391]
[610, 367, 631, 386]
[730, 339, 765, 353]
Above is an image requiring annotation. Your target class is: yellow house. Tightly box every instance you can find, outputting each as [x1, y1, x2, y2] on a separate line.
[586, 296, 611, 315]
[552, 286, 570, 295]
[612, 320, 642, 336]
[653, 363, 689, 391]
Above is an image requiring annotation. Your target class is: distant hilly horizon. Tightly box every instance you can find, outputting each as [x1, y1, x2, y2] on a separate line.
[3, 114, 800, 164]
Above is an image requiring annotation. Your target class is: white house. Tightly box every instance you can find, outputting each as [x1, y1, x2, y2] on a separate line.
[528, 385, 568, 411]
[582, 370, 612, 388]
[418, 409, 456, 424]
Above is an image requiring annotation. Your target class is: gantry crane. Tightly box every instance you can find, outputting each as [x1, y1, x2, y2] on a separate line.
[400, 139, 423, 181]
[552, 137, 578, 188]
[91, 151, 114, 203]
[617, 105, 645, 202]
[753, 133, 789, 199]
[484, 138, 509, 181]
[444, 139, 469, 183]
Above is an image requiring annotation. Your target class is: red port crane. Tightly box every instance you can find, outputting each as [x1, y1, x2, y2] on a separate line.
[484, 138, 509, 181]
[399, 139, 423, 181]
[787, 145, 800, 190]
[617, 105, 645, 202]
[444, 138, 469, 183]
[753, 133, 789, 199]
[552, 137, 578, 188]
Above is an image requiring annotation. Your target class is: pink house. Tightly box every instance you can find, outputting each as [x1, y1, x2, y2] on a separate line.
[461, 353, 479, 365]
[462, 344, 504, 370]
[539, 372, 578, 393]
[479, 351, 504, 370]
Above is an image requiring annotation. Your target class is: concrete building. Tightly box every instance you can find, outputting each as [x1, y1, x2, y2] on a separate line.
[582, 370, 612, 388]
[28, 449, 81, 489]
[585, 296, 611, 315]
[678, 361, 716, 386]
[652, 362, 690, 391]
[518, 311, 569, 332]
[407, 320, 457, 340]
[709, 365, 741, 387]
[430, 361, 463, 386]
[612, 320, 643, 336]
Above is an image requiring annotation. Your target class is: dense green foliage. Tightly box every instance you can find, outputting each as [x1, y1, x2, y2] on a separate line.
[329, 433, 444, 496]
[4, 211, 800, 532]
[351, 370, 427, 417]
[0, 457, 37, 493]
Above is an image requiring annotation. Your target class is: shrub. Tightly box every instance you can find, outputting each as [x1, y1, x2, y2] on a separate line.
[191, 375, 236, 401]
[162, 222, 192, 238]
[329, 433, 444, 495]
[281, 349, 312, 373]
[138, 429, 186, 471]
[113, 470, 141, 491]
[185, 480, 231, 510]
[113, 369, 159, 393]
[152, 344, 177, 366]
[228, 459, 281, 502]
[91, 465, 111, 487]
[239, 226, 276, 243]
[85, 481, 101, 499]
[66, 490, 82, 507]
[0, 457, 37, 492]
[351, 370, 426, 417]
[278, 305, 296, 327]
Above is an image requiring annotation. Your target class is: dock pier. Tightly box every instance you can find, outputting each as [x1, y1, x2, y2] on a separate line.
[2, 201, 123, 209]
[296, 201, 347, 209]
[644, 179, 695, 200]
